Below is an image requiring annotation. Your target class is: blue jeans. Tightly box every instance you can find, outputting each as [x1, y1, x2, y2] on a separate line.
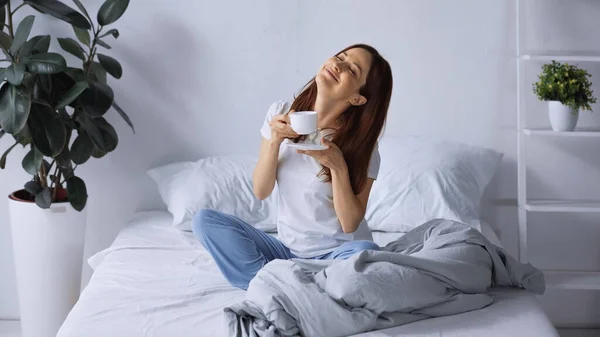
[192, 209, 380, 290]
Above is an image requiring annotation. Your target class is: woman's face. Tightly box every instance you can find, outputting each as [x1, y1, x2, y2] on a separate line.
[315, 47, 372, 105]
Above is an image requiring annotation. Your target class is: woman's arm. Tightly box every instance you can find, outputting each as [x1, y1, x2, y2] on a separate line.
[331, 166, 374, 233]
[253, 113, 298, 200]
[297, 138, 374, 233]
[252, 138, 282, 200]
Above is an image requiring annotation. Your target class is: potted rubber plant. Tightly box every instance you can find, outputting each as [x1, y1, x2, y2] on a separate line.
[533, 60, 597, 131]
[0, 0, 133, 336]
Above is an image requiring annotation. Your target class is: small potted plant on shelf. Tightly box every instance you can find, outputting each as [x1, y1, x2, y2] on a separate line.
[533, 60, 597, 132]
[0, 0, 133, 336]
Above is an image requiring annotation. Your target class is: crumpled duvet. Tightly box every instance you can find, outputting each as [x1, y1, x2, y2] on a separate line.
[223, 219, 545, 337]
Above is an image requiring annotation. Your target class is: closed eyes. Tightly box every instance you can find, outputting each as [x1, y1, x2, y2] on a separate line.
[335, 55, 359, 76]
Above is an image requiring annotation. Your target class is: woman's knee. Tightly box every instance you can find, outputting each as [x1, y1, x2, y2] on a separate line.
[191, 209, 223, 238]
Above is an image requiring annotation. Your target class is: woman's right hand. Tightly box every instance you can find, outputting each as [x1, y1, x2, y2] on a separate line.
[269, 112, 299, 144]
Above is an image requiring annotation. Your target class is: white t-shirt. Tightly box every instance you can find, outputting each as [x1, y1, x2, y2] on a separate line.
[259, 100, 380, 258]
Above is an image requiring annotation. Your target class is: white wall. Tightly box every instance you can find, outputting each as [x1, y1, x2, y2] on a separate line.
[1, 0, 599, 326]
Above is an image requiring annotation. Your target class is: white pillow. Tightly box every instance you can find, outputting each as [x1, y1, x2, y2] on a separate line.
[147, 155, 278, 232]
[365, 135, 502, 232]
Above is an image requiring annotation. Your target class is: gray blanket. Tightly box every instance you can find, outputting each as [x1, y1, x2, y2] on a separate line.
[223, 219, 545, 337]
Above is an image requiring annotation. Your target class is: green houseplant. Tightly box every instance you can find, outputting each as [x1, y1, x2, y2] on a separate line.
[0, 1, 134, 336]
[0, 0, 134, 210]
[533, 60, 596, 131]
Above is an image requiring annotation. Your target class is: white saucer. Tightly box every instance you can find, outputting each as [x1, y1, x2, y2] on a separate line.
[285, 143, 328, 151]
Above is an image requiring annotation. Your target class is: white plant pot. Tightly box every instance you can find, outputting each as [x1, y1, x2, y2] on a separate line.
[8, 191, 87, 337]
[548, 101, 579, 131]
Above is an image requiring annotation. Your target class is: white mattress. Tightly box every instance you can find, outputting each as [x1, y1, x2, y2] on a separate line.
[57, 210, 558, 337]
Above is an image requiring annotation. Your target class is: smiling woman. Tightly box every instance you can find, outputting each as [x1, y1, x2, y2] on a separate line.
[290, 44, 392, 193]
[191, 43, 393, 290]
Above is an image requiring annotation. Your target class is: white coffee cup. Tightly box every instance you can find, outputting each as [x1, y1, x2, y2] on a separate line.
[289, 111, 318, 135]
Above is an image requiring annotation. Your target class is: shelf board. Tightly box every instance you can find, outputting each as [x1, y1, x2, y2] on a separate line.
[544, 271, 600, 290]
[524, 200, 600, 213]
[524, 128, 600, 137]
[521, 54, 600, 62]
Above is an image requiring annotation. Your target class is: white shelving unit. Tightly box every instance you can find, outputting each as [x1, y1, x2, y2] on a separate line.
[522, 54, 600, 63]
[524, 128, 600, 137]
[524, 200, 600, 213]
[516, 0, 600, 290]
[543, 271, 600, 291]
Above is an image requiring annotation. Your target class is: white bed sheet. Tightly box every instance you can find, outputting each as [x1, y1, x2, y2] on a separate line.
[57, 210, 558, 337]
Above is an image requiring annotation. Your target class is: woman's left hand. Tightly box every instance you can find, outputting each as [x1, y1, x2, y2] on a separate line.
[297, 138, 347, 173]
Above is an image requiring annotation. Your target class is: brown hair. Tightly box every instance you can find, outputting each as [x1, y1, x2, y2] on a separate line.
[289, 44, 393, 194]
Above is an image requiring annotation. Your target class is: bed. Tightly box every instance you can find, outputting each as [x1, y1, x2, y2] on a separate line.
[56, 210, 559, 337]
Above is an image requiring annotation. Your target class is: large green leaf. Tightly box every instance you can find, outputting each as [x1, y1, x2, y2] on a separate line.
[88, 62, 106, 83]
[97, 54, 121, 79]
[6, 63, 26, 85]
[78, 114, 117, 152]
[32, 81, 44, 101]
[21, 72, 36, 90]
[24, 180, 42, 195]
[10, 15, 35, 54]
[34, 35, 52, 54]
[48, 71, 76, 107]
[50, 71, 75, 94]
[0, 31, 12, 51]
[91, 145, 105, 158]
[66, 175, 86, 211]
[28, 103, 66, 157]
[112, 100, 134, 133]
[55, 81, 87, 109]
[97, 0, 129, 26]
[0, 141, 17, 169]
[33, 74, 53, 100]
[94, 117, 117, 151]
[25, 53, 67, 74]
[0, 84, 31, 133]
[70, 131, 93, 164]
[19, 35, 51, 57]
[24, 0, 91, 30]
[0, 6, 6, 32]
[79, 81, 113, 117]
[22, 146, 43, 175]
[57, 38, 85, 61]
[99, 29, 119, 39]
[55, 127, 72, 169]
[95, 39, 111, 49]
[14, 125, 32, 145]
[73, 26, 90, 46]
[72, 0, 92, 26]
[66, 67, 85, 82]
[55, 143, 71, 169]
[35, 186, 51, 208]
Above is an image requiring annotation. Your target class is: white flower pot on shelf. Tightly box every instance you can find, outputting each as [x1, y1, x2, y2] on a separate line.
[548, 101, 579, 132]
[8, 190, 87, 337]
